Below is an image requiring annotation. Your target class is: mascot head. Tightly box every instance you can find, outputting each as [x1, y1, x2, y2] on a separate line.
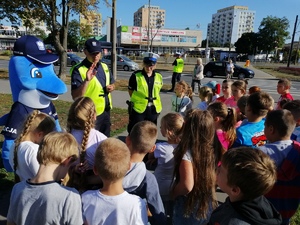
[9, 35, 67, 108]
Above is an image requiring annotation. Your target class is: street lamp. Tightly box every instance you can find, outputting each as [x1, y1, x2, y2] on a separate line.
[147, 0, 150, 51]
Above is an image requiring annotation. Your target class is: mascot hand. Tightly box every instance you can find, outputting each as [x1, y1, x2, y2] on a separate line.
[55, 119, 62, 132]
[2, 138, 14, 172]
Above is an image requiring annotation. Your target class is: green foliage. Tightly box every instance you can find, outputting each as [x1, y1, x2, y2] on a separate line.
[257, 16, 290, 52]
[0, 50, 12, 56]
[235, 32, 258, 54]
[68, 20, 81, 50]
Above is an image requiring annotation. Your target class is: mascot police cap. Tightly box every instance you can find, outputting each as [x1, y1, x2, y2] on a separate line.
[13, 35, 58, 64]
[143, 52, 159, 66]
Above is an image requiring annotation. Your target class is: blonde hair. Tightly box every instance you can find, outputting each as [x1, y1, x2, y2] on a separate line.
[176, 80, 193, 101]
[161, 113, 184, 144]
[67, 97, 96, 163]
[196, 58, 202, 65]
[13, 110, 55, 171]
[37, 132, 79, 165]
[232, 80, 248, 94]
[94, 138, 130, 181]
[129, 121, 157, 154]
[199, 86, 213, 103]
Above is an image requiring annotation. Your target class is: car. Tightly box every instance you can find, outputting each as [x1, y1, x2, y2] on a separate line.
[101, 55, 139, 71]
[204, 61, 255, 79]
[54, 53, 83, 66]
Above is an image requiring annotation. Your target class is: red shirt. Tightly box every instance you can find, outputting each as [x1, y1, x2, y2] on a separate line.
[277, 93, 294, 109]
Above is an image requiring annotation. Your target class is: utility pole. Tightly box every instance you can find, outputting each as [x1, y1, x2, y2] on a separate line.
[147, 0, 150, 51]
[111, 0, 117, 80]
[287, 15, 298, 67]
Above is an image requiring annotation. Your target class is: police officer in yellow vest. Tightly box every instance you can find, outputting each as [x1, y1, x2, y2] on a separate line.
[127, 52, 163, 133]
[169, 52, 184, 92]
[71, 38, 115, 137]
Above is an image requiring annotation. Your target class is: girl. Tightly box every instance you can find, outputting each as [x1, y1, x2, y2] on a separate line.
[66, 97, 107, 189]
[148, 113, 184, 216]
[171, 80, 193, 116]
[197, 86, 213, 110]
[10, 110, 55, 182]
[207, 102, 237, 150]
[224, 79, 248, 110]
[248, 85, 261, 95]
[172, 109, 217, 224]
[216, 79, 233, 103]
[191, 58, 204, 94]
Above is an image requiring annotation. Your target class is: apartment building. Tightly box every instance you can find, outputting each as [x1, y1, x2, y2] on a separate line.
[133, 5, 165, 28]
[207, 6, 255, 46]
[80, 11, 102, 37]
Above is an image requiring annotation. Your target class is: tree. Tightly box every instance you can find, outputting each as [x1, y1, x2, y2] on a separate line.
[68, 19, 80, 51]
[257, 16, 290, 59]
[0, 0, 100, 79]
[234, 32, 258, 55]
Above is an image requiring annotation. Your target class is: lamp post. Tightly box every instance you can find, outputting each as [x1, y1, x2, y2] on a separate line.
[147, 0, 150, 51]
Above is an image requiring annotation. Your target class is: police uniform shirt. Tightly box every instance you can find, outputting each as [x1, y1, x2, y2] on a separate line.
[1, 102, 58, 139]
[71, 58, 115, 106]
[128, 69, 156, 100]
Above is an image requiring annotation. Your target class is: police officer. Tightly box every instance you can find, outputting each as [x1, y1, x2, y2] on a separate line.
[127, 52, 163, 133]
[169, 52, 184, 92]
[71, 38, 115, 137]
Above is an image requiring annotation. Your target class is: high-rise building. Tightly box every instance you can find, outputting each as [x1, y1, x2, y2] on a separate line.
[207, 6, 255, 46]
[133, 5, 165, 28]
[80, 11, 102, 37]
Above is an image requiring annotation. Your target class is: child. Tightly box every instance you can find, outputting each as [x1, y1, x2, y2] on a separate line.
[283, 100, 300, 142]
[81, 138, 148, 225]
[226, 59, 234, 79]
[7, 132, 83, 225]
[147, 113, 184, 215]
[216, 79, 233, 103]
[224, 80, 248, 110]
[276, 78, 294, 109]
[204, 80, 221, 102]
[259, 109, 300, 224]
[207, 102, 237, 150]
[209, 147, 282, 225]
[66, 96, 107, 190]
[9, 110, 55, 181]
[191, 58, 204, 94]
[233, 91, 274, 148]
[197, 86, 213, 110]
[172, 109, 217, 224]
[248, 85, 261, 95]
[124, 121, 166, 225]
[171, 80, 193, 116]
[236, 95, 248, 126]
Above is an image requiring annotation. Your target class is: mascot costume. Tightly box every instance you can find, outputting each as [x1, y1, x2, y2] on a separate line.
[0, 35, 67, 171]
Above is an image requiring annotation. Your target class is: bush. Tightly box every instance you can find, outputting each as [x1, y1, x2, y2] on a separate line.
[0, 50, 12, 57]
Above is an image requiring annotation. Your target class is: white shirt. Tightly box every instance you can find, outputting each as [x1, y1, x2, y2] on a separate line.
[82, 190, 148, 225]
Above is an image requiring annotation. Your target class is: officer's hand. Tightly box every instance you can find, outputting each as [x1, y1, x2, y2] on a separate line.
[106, 84, 115, 93]
[86, 62, 97, 81]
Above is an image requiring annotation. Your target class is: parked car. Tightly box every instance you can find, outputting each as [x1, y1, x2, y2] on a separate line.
[204, 61, 255, 79]
[101, 55, 139, 71]
[54, 53, 83, 66]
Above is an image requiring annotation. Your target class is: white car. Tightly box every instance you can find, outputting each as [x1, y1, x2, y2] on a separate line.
[102, 55, 139, 71]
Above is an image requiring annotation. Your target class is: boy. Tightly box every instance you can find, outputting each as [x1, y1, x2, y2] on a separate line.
[81, 138, 148, 225]
[276, 78, 294, 109]
[259, 109, 300, 224]
[209, 147, 282, 225]
[7, 132, 83, 225]
[124, 121, 166, 225]
[233, 91, 274, 147]
[282, 100, 300, 142]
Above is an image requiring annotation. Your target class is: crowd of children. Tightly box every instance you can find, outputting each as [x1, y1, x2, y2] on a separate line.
[5, 75, 300, 225]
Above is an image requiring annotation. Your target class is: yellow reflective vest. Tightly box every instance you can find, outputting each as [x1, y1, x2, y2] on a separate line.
[173, 58, 184, 73]
[130, 72, 163, 113]
[72, 62, 112, 116]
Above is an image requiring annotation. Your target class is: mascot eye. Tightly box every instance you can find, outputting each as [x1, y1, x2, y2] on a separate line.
[30, 68, 42, 78]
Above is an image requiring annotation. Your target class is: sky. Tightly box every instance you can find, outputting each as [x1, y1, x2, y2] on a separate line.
[98, 0, 300, 43]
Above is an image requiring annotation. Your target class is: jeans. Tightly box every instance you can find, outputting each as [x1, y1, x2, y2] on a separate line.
[173, 195, 212, 225]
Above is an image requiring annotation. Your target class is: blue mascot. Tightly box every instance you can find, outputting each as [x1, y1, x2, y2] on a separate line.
[1, 35, 67, 171]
